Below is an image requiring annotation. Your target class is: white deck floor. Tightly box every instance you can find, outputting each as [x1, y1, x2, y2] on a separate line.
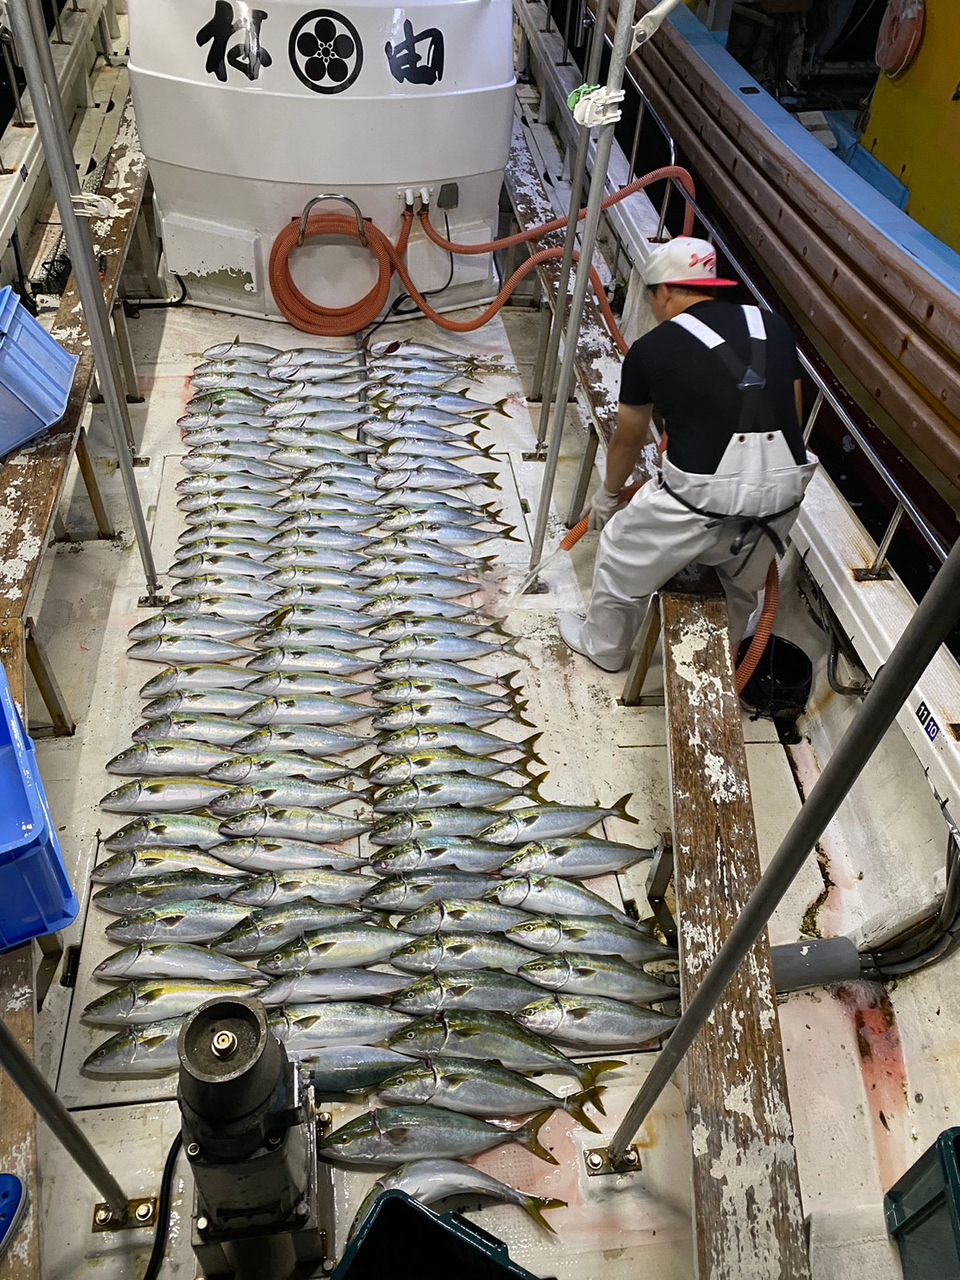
[24, 299, 946, 1279]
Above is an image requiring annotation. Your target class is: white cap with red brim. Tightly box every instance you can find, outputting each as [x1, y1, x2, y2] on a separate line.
[642, 236, 738, 288]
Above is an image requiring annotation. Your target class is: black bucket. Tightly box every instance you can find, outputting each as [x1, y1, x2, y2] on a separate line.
[736, 634, 813, 733]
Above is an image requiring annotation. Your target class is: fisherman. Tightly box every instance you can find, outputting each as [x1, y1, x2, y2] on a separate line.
[559, 236, 818, 673]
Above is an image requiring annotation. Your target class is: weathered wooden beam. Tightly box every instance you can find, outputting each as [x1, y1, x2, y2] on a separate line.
[662, 567, 809, 1279]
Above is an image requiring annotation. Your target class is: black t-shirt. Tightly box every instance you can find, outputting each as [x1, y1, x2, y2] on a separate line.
[619, 300, 804, 474]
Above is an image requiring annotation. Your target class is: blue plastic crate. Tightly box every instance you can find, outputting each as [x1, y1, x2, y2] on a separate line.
[0, 662, 78, 951]
[0, 285, 79, 459]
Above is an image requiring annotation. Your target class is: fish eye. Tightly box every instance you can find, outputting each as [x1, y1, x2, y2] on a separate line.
[405, 1030, 416, 1040]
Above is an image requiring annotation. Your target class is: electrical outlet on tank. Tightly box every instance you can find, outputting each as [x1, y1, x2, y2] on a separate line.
[128, 0, 516, 316]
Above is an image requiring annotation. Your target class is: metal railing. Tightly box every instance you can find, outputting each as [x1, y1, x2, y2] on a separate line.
[532, 0, 951, 577]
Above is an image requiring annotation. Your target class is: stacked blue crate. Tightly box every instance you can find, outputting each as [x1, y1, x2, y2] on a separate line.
[0, 662, 78, 950]
[0, 285, 78, 459]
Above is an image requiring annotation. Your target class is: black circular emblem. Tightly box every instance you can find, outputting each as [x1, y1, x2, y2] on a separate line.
[290, 10, 363, 94]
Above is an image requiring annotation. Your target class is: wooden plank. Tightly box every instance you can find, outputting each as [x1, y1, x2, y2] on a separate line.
[661, 568, 809, 1279]
[0, 96, 148, 623]
[0, 619, 39, 1280]
[504, 117, 622, 447]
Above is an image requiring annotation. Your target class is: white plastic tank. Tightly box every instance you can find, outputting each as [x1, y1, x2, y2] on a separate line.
[128, 0, 516, 318]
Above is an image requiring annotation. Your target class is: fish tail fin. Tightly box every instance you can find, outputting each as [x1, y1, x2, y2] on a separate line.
[475, 441, 498, 460]
[612, 792, 639, 825]
[504, 670, 526, 697]
[478, 472, 502, 491]
[525, 775, 550, 805]
[518, 731, 548, 771]
[516, 1109, 559, 1165]
[480, 501, 504, 520]
[500, 524, 524, 544]
[494, 398, 513, 418]
[578, 1060, 625, 1101]
[515, 700, 538, 730]
[523, 1196, 566, 1235]
[563, 1086, 606, 1134]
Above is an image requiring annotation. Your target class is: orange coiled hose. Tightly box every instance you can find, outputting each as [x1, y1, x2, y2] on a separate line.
[269, 165, 697, 343]
[271, 211, 631, 350]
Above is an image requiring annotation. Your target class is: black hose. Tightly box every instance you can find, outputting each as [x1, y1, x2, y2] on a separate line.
[143, 1131, 183, 1280]
[363, 212, 456, 345]
[860, 832, 960, 978]
[128, 275, 188, 312]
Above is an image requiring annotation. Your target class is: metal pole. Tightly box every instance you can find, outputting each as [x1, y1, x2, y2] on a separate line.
[560, 0, 574, 64]
[654, 179, 671, 240]
[24, 0, 81, 185]
[9, 0, 160, 598]
[862, 502, 904, 579]
[0, 28, 30, 126]
[608, 97, 645, 289]
[0, 1018, 129, 1217]
[10, 227, 37, 311]
[533, 0, 610, 447]
[607, 533, 960, 1162]
[528, 0, 638, 567]
[802, 387, 824, 445]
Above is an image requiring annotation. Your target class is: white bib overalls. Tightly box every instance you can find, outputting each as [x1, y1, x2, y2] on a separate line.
[573, 306, 818, 672]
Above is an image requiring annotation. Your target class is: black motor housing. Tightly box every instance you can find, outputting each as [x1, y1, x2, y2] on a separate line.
[178, 998, 327, 1278]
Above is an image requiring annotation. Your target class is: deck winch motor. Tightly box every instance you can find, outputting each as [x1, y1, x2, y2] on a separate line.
[177, 997, 328, 1279]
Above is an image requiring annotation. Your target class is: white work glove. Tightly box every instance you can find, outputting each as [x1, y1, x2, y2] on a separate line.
[586, 486, 622, 531]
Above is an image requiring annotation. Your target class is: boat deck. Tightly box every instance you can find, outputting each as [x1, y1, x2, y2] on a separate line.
[15, 295, 933, 1279]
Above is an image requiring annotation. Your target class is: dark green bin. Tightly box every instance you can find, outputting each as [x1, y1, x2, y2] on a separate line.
[885, 1128, 960, 1277]
[331, 1190, 542, 1280]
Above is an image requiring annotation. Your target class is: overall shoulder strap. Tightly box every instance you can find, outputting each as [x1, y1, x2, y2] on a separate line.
[671, 306, 774, 434]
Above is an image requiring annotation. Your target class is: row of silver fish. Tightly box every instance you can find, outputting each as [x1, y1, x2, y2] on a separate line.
[81, 336, 677, 1241]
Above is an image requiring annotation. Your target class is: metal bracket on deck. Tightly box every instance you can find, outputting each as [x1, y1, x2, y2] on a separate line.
[646, 833, 678, 947]
[584, 1145, 643, 1176]
[92, 1197, 159, 1233]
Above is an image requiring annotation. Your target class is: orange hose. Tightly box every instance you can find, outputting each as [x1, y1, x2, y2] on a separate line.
[271, 212, 633, 352]
[418, 164, 697, 255]
[734, 559, 780, 695]
[269, 165, 697, 344]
